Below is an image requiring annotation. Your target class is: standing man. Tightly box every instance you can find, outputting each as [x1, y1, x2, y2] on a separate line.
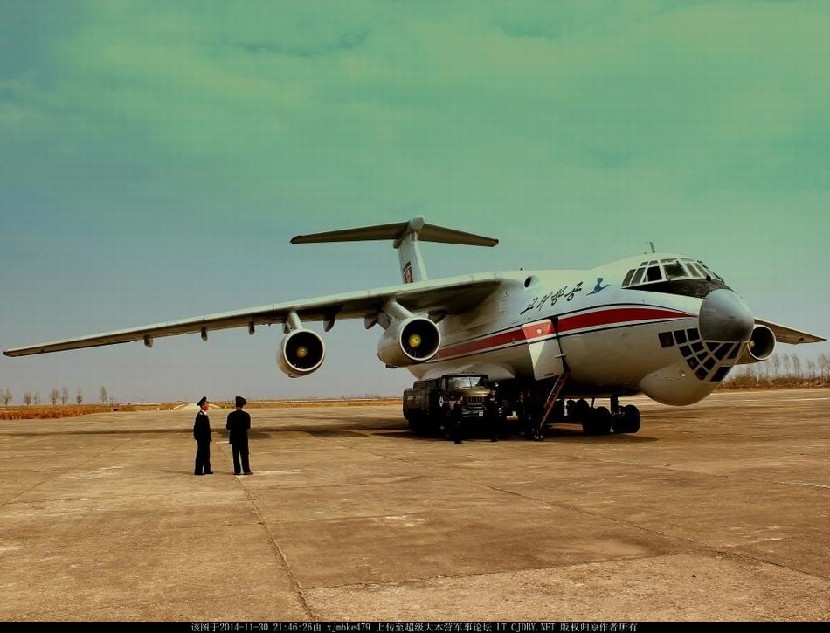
[226, 395, 252, 475]
[486, 383, 502, 442]
[193, 396, 213, 475]
[450, 404, 464, 445]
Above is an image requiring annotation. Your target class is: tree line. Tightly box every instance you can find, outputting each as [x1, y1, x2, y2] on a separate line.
[1, 386, 110, 406]
[721, 351, 830, 389]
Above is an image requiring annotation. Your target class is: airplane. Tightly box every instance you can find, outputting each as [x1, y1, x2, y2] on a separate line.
[4, 216, 825, 437]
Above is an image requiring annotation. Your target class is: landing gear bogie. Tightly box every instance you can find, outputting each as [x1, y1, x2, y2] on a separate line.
[582, 405, 612, 436]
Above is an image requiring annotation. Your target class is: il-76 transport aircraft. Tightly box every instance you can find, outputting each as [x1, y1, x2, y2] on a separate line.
[4, 217, 825, 437]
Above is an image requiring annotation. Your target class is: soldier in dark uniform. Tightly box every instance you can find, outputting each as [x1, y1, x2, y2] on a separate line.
[193, 396, 213, 475]
[450, 405, 464, 444]
[226, 395, 252, 475]
[517, 389, 532, 439]
[486, 383, 503, 442]
[517, 388, 544, 440]
[528, 391, 546, 441]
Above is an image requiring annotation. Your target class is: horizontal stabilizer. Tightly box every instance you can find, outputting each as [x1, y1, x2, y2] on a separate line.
[291, 216, 498, 248]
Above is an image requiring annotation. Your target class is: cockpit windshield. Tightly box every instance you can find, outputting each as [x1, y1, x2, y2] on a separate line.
[621, 258, 728, 297]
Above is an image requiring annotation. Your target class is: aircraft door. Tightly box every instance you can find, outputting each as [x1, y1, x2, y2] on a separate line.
[525, 318, 566, 380]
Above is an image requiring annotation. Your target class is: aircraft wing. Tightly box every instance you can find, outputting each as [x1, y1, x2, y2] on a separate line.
[3, 274, 503, 357]
[755, 318, 826, 344]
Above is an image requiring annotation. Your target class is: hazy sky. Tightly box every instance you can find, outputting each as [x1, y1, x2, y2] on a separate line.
[1, 1, 828, 404]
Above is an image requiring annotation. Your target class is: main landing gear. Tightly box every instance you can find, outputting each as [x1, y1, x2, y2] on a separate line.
[565, 395, 640, 436]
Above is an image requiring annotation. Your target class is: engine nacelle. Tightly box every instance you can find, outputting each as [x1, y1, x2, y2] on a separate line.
[736, 325, 776, 364]
[376, 316, 440, 367]
[277, 328, 325, 377]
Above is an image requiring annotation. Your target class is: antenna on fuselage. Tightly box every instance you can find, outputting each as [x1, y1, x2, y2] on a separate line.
[645, 241, 655, 254]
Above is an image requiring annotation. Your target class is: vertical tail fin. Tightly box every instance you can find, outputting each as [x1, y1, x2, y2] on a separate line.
[290, 216, 498, 284]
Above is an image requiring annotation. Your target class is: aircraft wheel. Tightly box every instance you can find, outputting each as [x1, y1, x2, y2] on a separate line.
[595, 406, 613, 435]
[624, 405, 641, 433]
[611, 405, 641, 434]
[570, 398, 591, 423]
[581, 416, 597, 435]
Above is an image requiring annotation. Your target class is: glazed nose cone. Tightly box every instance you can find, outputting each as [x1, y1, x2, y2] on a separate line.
[699, 289, 754, 342]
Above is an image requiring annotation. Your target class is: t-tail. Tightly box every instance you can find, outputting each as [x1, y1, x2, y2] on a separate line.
[290, 216, 498, 283]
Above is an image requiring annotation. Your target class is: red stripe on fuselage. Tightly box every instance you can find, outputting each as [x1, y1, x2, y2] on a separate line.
[558, 306, 692, 334]
[432, 306, 692, 361]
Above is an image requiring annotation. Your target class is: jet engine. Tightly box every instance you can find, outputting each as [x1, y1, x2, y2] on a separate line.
[278, 328, 325, 378]
[737, 325, 776, 364]
[377, 316, 440, 367]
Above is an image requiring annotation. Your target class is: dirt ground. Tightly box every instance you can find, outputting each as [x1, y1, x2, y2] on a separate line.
[0, 389, 827, 623]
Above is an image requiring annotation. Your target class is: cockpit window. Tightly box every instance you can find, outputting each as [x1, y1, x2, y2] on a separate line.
[630, 267, 645, 285]
[621, 257, 730, 296]
[662, 260, 685, 280]
[685, 262, 705, 278]
[646, 265, 662, 282]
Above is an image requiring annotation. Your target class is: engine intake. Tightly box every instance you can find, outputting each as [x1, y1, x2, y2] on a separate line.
[278, 328, 325, 377]
[737, 325, 776, 364]
[377, 316, 440, 367]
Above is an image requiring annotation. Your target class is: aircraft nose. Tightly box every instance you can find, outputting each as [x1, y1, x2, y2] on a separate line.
[699, 289, 754, 342]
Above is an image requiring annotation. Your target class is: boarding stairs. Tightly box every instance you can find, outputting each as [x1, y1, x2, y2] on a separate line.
[539, 372, 569, 430]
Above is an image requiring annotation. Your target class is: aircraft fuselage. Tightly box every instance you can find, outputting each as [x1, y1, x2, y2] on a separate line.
[411, 252, 754, 406]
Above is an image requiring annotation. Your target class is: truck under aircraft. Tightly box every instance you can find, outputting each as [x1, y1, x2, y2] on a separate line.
[4, 217, 825, 437]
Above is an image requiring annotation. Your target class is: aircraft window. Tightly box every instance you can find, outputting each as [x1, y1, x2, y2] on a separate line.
[686, 263, 704, 279]
[623, 258, 729, 292]
[674, 330, 688, 344]
[646, 266, 662, 282]
[679, 345, 692, 357]
[662, 260, 685, 280]
[727, 343, 740, 360]
[714, 343, 733, 361]
[630, 268, 645, 285]
[659, 332, 674, 348]
[695, 368, 709, 381]
[711, 366, 731, 382]
[703, 357, 717, 371]
[691, 341, 704, 353]
[686, 328, 700, 341]
[687, 357, 699, 369]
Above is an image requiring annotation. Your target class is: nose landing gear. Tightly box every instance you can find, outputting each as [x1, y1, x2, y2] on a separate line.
[610, 395, 641, 434]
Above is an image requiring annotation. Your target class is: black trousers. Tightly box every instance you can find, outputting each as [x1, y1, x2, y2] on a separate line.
[231, 440, 250, 474]
[194, 441, 211, 475]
